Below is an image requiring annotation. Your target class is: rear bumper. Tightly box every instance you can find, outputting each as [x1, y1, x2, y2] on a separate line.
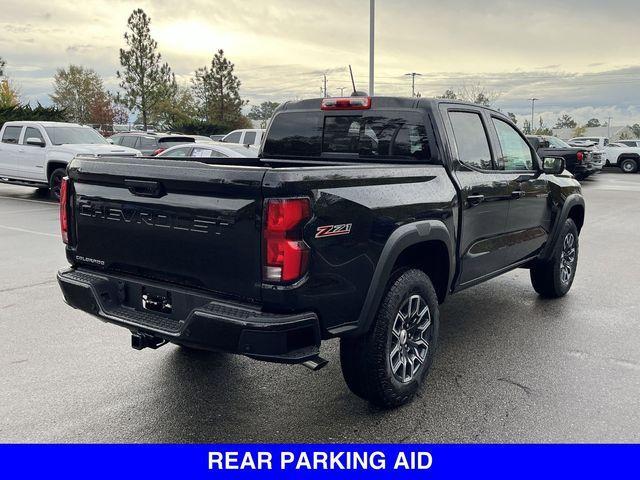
[57, 268, 321, 363]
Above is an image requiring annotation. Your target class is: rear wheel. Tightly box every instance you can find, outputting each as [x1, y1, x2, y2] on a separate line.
[340, 269, 439, 408]
[530, 218, 579, 298]
[48, 168, 66, 201]
[620, 158, 638, 174]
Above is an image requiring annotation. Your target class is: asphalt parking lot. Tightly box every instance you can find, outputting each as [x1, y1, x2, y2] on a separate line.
[1, 171, 639, 443]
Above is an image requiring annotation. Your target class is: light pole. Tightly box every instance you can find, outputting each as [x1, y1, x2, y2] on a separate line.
[607, 116, 612, 138]
[404, 72, 422, 97]
[529, 98, 539, 134]
[369, 0, 375, 96]
[337, 87, 346, 96]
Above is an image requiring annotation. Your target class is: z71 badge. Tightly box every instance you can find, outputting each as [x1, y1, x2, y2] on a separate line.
[315, 223, 352, 238]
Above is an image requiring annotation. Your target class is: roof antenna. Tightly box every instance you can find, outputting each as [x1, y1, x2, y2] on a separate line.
[348, 65, 368, 97]
[349, 65, 357, 95]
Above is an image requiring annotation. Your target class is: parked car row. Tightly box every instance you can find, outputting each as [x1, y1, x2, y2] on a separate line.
[1, 110, 637, 203]
[0, 121, 266, 199]
[526, 135, 603, 180]
[567, 136, 640, 174]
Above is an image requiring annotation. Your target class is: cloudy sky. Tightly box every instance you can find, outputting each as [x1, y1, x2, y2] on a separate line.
[1, 0, 639, 126]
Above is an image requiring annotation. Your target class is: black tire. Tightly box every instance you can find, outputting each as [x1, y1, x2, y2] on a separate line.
[49, 168, 66, 201]
[620, 158, 638, 174]
[530, 218, 579, 298]
[340, 269, 440, 408]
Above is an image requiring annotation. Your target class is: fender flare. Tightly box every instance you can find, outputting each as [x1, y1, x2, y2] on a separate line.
[540, 193, 585, 261]
[46, 160, 69, 179]
[332, 219, 455, 337]
[617, 153, 640, 163]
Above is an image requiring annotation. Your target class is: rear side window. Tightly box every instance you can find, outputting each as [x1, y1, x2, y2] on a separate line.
[2, 126, 22, 144]
[110, 135, 123, 145]
[121, 136, 138, 148]
[263, 111, 433, 162]
[449, 112, 492, 170]
[159, 146, 191, 157]
[138, 136, 157, 149]
[243, 131, 256, 144]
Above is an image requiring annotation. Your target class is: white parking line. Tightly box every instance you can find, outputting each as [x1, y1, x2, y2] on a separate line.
[0, 224, 58, 238]
[0, 207, 57, 215]
[0, 195, 57, 206]
[591, 185, 640, 192]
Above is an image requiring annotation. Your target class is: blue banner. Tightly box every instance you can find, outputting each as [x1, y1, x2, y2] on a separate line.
[0, 444, 636, 479]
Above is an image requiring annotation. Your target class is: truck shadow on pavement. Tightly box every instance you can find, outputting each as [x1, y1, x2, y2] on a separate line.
[145, 275, 577, 443]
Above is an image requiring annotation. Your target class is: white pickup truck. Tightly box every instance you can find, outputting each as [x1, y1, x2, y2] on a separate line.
[0, 121, 141, 199]
[569, 136, 640, 173]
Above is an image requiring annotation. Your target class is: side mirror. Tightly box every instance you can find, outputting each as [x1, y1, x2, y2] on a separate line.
[26, 137, 45, 147]
[539, 140, 550, 149]
[542, 156, 565, 175]
[106, 138, 114, 144]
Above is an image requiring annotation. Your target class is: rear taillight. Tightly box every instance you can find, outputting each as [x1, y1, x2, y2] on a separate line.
[263, 198, 311, 283]
[59, 177, 69, 244]
[577, 151, 584, 162]
[152, 148, 165, 156]
[321, 96, 371, 110]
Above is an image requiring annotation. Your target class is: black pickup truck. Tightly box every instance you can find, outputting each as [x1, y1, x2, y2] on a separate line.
[526, 135, 601, 180]
[57, 97, 585, 408]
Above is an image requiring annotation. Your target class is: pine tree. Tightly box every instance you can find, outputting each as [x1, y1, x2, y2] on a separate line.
[117, 9, 175, 130]
[192, 49, 247, 125]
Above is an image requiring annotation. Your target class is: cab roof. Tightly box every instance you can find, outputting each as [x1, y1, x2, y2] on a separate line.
[278, 96, 506, 118]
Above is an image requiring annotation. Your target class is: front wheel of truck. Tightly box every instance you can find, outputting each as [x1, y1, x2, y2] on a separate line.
[340, 269, 439, 408]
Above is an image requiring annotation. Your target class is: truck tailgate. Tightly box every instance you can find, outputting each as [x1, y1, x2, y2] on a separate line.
[67, 156, 267, 302]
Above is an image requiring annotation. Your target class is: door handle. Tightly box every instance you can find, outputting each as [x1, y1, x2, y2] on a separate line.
[467, 194, 485, 207]
[511, 190, 526, 199]
[124, 179, 165, 198]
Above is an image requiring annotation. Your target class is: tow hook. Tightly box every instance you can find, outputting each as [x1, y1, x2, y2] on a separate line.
[131, 332, 167, 350]
[302, 355, 329, 371]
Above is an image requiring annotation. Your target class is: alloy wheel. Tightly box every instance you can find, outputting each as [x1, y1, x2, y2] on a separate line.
[389, 294, 431, 383]
[560, 232, 576, 284]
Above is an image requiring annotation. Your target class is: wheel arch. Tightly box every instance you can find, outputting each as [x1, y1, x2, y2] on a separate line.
[339, 220, 455, 337]
[46, 160, 68, 181]
[540, 193, 585, 261]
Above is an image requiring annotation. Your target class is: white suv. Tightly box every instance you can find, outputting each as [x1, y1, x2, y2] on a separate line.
[0, 121, 140, 199]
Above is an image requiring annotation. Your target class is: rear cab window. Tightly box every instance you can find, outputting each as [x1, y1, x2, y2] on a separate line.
[262, 110, 436, 163]
[2, 126, 23, 144]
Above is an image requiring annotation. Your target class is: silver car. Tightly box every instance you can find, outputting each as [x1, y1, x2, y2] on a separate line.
[157, 142, 259, 159]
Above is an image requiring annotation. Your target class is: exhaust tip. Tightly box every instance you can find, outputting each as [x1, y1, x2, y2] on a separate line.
[302, 355, 329, 371]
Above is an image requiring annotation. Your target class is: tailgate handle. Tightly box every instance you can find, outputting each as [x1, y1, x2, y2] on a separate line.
[125, 179, 165, 198]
